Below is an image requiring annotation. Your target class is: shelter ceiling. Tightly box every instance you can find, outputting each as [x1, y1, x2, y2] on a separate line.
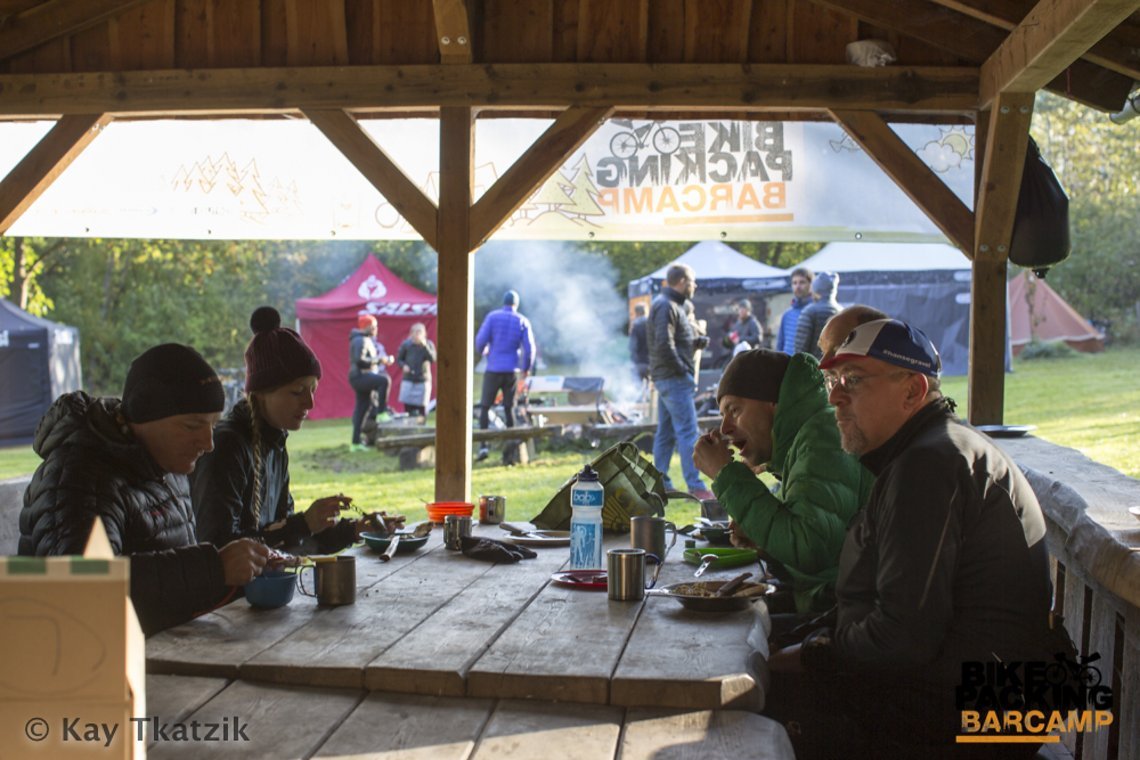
[0, 0, 1135, 120]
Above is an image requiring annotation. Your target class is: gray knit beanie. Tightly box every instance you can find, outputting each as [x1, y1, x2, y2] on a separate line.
[812, 271, 839, 298]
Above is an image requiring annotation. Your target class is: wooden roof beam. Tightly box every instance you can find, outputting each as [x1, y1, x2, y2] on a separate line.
[0, 63, 979, 119]
[0, 113, 110, 234]
[433, 0, 473, 63]
[979, 0, 1140, 109]
[929, 0, 1140, 81]
[829, 109, 975, 255]
[0, 0, 150, 62]
[811, 0, 1136, 112]
[469, 105, 614, 248]
[302, 108, 439, 250]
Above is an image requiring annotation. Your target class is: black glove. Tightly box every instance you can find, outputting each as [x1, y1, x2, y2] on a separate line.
[459, 536, 538, 563]
[694, 336, 710, 350]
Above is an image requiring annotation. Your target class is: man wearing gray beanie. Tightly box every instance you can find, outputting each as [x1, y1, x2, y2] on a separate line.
[793, 270, 842, 359]
[19, 343, 271, 635]
[693, 348, 872, 614]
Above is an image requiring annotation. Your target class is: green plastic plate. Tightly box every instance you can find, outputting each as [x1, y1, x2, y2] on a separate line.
[682, 547, 758, 569]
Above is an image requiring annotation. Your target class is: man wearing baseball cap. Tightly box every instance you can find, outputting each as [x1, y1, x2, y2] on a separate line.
[693, 349, 872, 614]
[766, 319, 1057, 757]
[19, 343, 270, 635]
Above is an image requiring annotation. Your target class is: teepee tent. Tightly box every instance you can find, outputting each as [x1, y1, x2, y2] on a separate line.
[1009, 272, 1104, 355]
[296, 255, 437, 419]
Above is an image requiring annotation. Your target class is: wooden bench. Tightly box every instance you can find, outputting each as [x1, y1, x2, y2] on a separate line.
[371, 425, 565, 469]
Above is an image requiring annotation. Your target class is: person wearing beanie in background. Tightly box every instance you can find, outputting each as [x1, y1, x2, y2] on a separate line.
[793, 270, 842, 359]
[776, 266, 813, 355]
[192, 307, 396, 554]
[19, 343, 271, 636]
[396, 322, 436, 419]
[348, 313, 395, 452]
[692, 349, 872, 614]
[474, 289, 536, 463]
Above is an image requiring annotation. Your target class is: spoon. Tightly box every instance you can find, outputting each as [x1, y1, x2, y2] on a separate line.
[693, 554, 718, 577]
[714, 571, 752, 597]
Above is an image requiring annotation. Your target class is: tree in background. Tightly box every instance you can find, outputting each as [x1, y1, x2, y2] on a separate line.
[1032, 92, 1140, 342]
[0, 236, 69, 314]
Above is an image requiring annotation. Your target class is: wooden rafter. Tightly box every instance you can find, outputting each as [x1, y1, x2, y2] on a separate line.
[302, 108, 439, 250]
[979, 0, 1140, 108]
[929, 0, 1140, 81]
[808, 0, 1135, 111]
[432, 0, 472, 63]
[968, 91, 1034, 424]
[0, 113, 110, 233]
[829, 109, 975, 255]
[469, 105, 614, 248]
[0, 0, 150, 61]
[0, 63, 979, 119]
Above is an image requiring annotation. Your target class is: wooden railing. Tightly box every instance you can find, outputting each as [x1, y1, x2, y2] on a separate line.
[997, 438, 1139, 760]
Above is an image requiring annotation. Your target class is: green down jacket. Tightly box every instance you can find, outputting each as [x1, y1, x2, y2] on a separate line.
[712, 353, 873, 613]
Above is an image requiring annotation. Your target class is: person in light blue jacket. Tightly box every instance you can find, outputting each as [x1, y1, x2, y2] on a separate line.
[474, 290, 537, 461]
[776, 266, 813, 355]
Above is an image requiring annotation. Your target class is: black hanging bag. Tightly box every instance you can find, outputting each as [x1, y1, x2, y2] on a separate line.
[1009, 136, 1071, 278]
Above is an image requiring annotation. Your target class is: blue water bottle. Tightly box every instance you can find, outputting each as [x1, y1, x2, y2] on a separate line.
[569, 465, 604, 570]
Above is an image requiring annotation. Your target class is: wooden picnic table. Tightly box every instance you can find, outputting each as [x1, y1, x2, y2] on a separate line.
[145, 524, 793, 759]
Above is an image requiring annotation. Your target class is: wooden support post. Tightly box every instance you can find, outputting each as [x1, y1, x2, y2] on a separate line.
[969, 92, 1034, 424]
[434, 106, 475, 501]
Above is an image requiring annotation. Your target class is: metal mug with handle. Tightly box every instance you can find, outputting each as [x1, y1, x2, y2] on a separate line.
[607, 548, 661, 601]
[298, 555, 356, 606]
[630, 515, 677, 560]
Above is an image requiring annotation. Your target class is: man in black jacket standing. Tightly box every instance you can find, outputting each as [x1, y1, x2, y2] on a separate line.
[19, 343, 270, 635]
[647, 263, 712, 499]
[766, 319, 1056, 758]
[628, 302, 650, 397]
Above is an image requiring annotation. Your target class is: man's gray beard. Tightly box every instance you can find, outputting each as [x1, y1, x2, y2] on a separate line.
[839, 426, 868, 456]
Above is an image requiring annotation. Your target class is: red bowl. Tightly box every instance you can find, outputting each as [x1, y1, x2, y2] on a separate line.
[426, 501, 474, 523]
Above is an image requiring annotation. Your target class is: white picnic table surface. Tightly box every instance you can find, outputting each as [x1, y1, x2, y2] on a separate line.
[145, 524, 794, 759]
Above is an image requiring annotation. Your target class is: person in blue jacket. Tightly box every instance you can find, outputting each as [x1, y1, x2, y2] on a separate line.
[474, 290, 536, 462]
[776, 266, 813, 355]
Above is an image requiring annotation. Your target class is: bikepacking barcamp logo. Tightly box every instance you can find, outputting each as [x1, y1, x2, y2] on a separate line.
[956, 652, 1114, 745]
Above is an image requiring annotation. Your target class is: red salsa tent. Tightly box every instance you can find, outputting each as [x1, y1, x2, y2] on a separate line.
[296, 254, 437, 419]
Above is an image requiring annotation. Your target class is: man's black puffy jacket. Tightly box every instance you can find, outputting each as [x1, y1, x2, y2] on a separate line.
[18, 392, 229, 635]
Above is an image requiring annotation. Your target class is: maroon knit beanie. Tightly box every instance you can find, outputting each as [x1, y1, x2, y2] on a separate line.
[244, 306, 322, 392]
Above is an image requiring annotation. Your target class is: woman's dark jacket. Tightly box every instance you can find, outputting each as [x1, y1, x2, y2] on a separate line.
[18, 391, 229, 636]
[396, 338, 437, 383]
[190, 400, 355, 552]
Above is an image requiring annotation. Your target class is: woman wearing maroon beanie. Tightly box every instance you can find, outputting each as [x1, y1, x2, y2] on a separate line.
[190, 307, 401, 552]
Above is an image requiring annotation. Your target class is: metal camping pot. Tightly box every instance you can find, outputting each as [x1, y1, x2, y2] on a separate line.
[479, 494, 506, 524]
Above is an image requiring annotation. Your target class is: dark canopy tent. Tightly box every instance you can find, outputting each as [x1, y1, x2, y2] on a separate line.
[0, 298, 81, 445]
[794, 242, 1014, 376]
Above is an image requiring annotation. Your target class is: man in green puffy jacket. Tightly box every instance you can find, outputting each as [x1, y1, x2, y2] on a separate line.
[693, 349, 872, 613]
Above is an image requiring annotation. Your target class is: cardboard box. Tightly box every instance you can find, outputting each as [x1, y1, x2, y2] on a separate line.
[0, 520, 145, 758]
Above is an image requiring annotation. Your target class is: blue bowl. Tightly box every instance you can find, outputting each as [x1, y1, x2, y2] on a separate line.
[244, 570, 296, 608]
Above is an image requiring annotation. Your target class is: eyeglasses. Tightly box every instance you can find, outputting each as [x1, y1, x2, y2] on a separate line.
[824, 370, 911, 394]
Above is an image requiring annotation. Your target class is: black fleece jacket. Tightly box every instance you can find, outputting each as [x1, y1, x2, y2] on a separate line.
[19, 392, 229, 636]
[824, 398, 1054, 684]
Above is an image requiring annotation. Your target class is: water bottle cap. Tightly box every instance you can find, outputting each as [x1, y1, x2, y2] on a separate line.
[576, 464, 600, 482]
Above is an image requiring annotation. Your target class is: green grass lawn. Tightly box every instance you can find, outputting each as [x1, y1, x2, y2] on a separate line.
[3, 346, 1137, 528]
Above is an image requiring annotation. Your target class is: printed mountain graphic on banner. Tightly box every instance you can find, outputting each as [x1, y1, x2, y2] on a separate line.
[170, 152, 301, 223]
